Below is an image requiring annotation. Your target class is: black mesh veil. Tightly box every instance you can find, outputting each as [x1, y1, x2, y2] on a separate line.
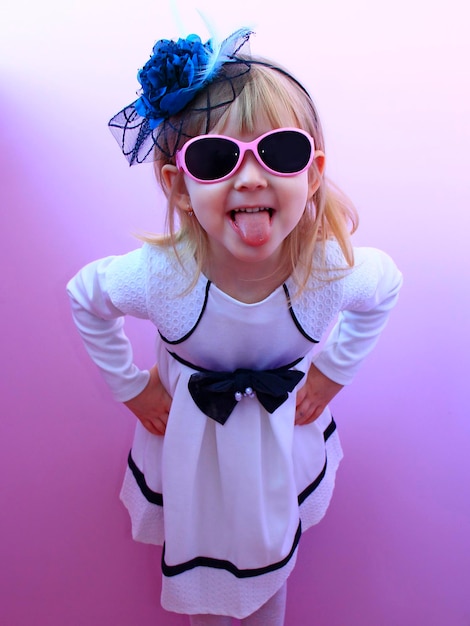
[108, 59, 252, 165]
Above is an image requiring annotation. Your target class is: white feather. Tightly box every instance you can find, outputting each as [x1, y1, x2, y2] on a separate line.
[198, 26, 254, 83]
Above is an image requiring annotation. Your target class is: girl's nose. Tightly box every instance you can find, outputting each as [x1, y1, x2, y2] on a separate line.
[233, 151, 268, 190]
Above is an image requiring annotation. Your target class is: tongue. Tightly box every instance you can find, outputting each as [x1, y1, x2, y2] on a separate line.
[235, 210, 271, 246]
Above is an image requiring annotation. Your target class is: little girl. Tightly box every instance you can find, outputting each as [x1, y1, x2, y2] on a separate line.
[67, 29, 402, 625]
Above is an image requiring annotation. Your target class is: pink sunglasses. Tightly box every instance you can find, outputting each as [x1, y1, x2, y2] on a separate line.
[175, 127, 315, 183]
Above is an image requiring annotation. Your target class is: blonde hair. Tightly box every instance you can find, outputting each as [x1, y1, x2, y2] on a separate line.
[147, 57, 358, 292]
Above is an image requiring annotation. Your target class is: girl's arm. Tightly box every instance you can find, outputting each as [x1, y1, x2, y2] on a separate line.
[296, 247, 402, 424]
[66, 251, 171, 434]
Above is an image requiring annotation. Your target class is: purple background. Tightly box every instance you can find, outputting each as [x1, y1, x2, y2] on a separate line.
[1, 1, 469, 624]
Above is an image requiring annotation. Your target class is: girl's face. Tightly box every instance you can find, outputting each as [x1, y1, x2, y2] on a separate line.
[163, 111, 325, 277]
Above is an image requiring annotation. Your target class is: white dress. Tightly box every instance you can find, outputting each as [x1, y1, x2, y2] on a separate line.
[66, 240, 402, 618]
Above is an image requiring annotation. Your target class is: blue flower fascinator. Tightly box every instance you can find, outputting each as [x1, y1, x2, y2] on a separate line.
[108, 28, 253, 165]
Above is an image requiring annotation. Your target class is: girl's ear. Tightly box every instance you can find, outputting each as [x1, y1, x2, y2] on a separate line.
[161, 164, 190, 210]
[308, 150, 326, 199]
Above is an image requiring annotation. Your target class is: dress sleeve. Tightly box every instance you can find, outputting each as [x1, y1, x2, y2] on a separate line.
[66, 248, 151, 402]
[312, 247, 403, 385]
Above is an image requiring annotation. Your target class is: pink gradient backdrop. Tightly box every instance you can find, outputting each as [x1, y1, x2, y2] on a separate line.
[1, 1, 469, 624]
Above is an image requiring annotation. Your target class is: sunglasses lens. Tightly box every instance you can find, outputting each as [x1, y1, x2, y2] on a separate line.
[182, 130, 313, 181]
[259, 130, 312, 174]
[185, 138, 239, 181]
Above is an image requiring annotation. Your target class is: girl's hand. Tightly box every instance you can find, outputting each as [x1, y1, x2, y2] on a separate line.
[295, 364, 343, 425]
[124, 365, 172, 435]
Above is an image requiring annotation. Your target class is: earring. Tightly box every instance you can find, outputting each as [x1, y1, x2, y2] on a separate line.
[187, 203, 194, 217]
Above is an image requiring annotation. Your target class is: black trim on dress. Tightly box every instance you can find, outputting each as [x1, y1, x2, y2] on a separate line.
[323, 418, 337, 441]
[298, 460, 327, 505]
[167, 350, 304, 373]
[282, 283, 320, 343]
[127, 418, 337, 510]
[127, 451, 163, 506]
[161, 521, 302, 579]
[159, 280, 212, 345]
[298, 418, 336, 505]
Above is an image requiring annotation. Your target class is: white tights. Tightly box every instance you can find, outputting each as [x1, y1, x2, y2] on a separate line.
[189, 582, 287, 626]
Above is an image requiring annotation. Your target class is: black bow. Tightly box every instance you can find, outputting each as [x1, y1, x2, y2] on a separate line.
[188, 365, 305, 425]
